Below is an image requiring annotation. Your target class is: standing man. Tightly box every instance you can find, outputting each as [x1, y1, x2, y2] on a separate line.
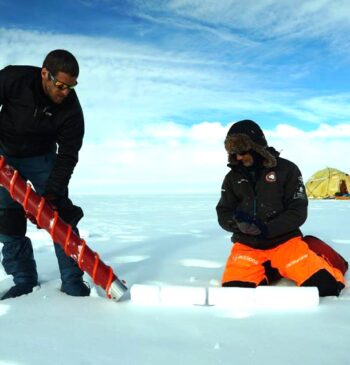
[0, 49, 90, 299]
[216, 119, 345, 296]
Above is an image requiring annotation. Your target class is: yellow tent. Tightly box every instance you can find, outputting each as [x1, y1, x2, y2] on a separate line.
[305, 167, 350, 199]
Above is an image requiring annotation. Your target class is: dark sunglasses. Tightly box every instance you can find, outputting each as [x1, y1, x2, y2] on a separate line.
[230, 149, 251, 156]
[48, 71, 77, 90]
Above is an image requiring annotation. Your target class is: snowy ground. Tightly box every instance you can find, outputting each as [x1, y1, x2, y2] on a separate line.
[0, 195, 349, 365]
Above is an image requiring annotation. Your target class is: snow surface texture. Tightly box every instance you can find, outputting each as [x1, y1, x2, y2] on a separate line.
[0, 195, 349, 365]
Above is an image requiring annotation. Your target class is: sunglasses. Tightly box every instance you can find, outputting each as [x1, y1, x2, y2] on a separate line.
[230, 149, 251, 156]
[48, 71, 77, 90]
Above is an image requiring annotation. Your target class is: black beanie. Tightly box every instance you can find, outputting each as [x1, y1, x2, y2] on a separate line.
[226, 119, 267, 147]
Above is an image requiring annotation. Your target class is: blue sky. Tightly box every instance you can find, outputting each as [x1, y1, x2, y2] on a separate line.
[1, 0, 350, 193]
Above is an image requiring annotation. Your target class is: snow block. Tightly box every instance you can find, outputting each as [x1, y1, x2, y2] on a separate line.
[208, 287, 255, 307]
[130, 284, 206, 306]
[130, 284, 160, 305]
[255, 286, 319, 309]
[208, 286, 319, 309]
[130, 285, 320, 309]
[160, 285, 206, 306]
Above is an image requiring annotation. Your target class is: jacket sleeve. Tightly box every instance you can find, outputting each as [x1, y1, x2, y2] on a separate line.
[216, 174, 239, 233]
[264, 163, 308, 238]
[45, 106, 84, 196]
[0, 66, 11, 106]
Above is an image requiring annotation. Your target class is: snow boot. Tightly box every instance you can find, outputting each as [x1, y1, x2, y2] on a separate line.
[1, 282, 37, 300]
[53, 241, 90, 297]
[61, 280, 90, 297]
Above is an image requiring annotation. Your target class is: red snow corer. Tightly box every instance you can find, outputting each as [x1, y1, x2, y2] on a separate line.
[0, 155, 127, 301]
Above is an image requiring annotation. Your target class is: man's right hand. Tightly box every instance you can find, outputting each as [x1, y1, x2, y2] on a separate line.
[236, 221, 262, 236]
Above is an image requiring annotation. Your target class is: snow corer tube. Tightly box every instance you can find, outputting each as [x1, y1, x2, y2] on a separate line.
[0, 155, 127, 301]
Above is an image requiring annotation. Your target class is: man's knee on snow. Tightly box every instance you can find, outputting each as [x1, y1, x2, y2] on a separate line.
[301, 269, 345, 297]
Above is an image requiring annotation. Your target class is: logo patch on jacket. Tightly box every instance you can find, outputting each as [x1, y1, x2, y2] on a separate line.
[265, 171, 277, 182]
[293, 176, 307, 200]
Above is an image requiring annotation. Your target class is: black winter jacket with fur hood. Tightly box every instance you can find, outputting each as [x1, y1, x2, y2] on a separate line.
[216, 147, 308, 250]
[0, 65, 84, 196]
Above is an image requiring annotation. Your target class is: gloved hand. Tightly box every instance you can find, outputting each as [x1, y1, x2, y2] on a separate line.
[234, 210, 267, 236]
[57, 198, 84, 227]
[236, 221, 262, 236]
[43, 192, 59, 211]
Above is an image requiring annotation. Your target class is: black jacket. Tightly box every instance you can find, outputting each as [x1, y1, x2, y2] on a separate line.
[216, 154, 308, 249]
[0, 65, 84, 195]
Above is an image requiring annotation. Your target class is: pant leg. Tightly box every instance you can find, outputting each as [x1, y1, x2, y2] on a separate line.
[270, 236, 345, 296]
[53, 229, 83, 284]
[222, 243, 268, 287]
[20, 153, 84, 284]
[0, 151, 37, 285]
[1, 235, 38, 285]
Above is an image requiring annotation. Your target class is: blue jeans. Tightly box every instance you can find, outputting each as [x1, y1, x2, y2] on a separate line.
[0, 149, 83, 285]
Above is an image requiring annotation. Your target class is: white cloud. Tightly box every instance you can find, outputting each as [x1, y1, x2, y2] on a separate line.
[299, 94, 350, 121]
[267, 123, 350, 181]
[1, 27, 349, 194]
[130, 0, 350, 64]
[1, 26, 349, 142]
[71, 121, 350, 194]
[159, 0, 350, 42]
[72, 121, 229, 194]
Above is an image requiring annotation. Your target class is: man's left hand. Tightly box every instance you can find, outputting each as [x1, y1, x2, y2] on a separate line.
[43, 192, 59, 211]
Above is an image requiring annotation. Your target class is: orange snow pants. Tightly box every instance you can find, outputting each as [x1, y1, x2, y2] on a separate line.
[222, 236, 345, 287]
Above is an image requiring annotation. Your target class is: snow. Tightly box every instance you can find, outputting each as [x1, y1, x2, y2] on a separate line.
[0, 195, 349, 365]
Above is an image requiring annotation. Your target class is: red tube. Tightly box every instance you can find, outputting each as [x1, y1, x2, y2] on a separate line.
[0, 156, 125, 299]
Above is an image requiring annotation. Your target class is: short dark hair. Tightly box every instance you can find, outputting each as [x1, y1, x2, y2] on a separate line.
[42, 49, 79, 77]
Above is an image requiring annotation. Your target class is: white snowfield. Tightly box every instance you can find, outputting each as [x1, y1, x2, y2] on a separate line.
[0, 195, 349, 365]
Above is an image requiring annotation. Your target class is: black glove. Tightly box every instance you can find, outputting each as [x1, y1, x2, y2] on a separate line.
[44, 193, 83, 227]
[234, 210, 267, 237]
[25, 193, 83, 229]
[43, 192, 59, 210]
[236, 221, 262, 236]
[56, 198, 84, 227]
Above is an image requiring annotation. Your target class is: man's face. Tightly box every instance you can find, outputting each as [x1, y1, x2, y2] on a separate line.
[41, 68, 77, 104]
[236, 151, 254, 167]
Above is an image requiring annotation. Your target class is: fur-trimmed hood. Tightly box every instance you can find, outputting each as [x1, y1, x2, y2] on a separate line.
[224, 133, 278, 168]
